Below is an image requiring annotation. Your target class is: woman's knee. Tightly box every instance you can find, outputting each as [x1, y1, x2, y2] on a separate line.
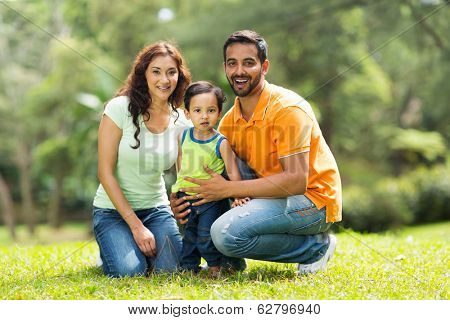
[104, 252, 148, 278]
[153, 234, 182, 272]
[95, 228, 148, 277]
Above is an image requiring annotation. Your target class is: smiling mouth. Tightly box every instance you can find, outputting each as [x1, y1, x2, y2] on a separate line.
[157, 86, 171, 91]
[233, 78, 249, 89]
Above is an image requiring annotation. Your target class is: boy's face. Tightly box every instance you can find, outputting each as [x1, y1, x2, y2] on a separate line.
[224, 42, 268, 97]
[185, 92, 221, 132]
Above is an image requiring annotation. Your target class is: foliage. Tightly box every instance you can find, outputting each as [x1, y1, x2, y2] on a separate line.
[343, 183, 413, 233]
[343, 164, 450, 232]
[399, 164, 450, 223]
[0, 0, 449, 232]
[389, 128, 447, 162]
[0, 222, 448, 299]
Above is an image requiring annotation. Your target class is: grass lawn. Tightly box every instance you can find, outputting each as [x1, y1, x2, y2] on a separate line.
[0, 222, 448, 299]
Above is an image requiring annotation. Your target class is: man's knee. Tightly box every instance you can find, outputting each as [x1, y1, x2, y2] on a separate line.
[211, 219, 238, 257]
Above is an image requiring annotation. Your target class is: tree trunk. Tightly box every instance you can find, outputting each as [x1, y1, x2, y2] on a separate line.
[16, 141, 36, 235]
[0, 173, 16, 240]
[48, 172, 64, 229]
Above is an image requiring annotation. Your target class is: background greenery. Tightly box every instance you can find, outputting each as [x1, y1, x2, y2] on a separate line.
[0, 0, 449, 239]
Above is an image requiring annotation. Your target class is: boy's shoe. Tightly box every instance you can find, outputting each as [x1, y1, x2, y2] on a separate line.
[207, 266, 221, 279]
[179, 265, 202, 274]
[220, 257, 247, 273]
[297, 234, 337, 275]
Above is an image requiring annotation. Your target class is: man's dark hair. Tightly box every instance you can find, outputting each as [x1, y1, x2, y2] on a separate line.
[223, 30, 268, 64]
[184, 81, 226, 112]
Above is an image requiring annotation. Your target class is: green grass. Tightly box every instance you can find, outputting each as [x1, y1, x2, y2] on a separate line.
[0, 222, 448, 299]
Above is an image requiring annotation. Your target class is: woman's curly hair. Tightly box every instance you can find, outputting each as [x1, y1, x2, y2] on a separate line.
[116, 42, 191, 148]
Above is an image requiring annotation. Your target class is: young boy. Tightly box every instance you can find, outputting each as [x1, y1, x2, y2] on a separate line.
[172, 81, 249, 276]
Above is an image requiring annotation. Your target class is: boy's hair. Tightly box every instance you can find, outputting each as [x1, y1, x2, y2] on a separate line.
[183, 81, 226, 112]
[223, 30, 268, 64]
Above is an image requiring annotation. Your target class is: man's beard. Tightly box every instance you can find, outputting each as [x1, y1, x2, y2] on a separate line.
[227, 71, 262, 97]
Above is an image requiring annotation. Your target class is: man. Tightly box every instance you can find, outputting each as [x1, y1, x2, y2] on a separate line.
[170, 30, 342, 274]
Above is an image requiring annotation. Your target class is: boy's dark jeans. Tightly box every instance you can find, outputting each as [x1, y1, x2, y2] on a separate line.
[177, 192, 244, 272]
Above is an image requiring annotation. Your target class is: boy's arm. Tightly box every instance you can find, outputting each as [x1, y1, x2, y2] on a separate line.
[219, 138, 250, 206]
[219, 138, 241, 181]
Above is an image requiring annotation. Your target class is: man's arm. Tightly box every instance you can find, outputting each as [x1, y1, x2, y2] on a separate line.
[230, 151, 309, 198]
[180, 151, 309, 206]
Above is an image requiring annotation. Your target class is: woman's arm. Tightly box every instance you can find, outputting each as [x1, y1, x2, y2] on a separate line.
[97, 115, 156, 257]
[169, 131, 190, 224]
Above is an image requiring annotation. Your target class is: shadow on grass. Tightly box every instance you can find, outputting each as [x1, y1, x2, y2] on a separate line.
[65, 264, 298, 283]
[4, 264, 299, 297]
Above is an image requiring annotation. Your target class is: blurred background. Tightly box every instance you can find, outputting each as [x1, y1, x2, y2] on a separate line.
[0, 0, 448, 244]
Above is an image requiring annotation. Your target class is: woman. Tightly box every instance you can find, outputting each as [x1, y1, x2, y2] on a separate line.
[93, 42, 191, 277]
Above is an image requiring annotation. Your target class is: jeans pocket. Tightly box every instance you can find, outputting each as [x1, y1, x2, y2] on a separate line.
[92, 207, 117, 228]
[195, 202, 217, 215]
[289, 209, 327, 234]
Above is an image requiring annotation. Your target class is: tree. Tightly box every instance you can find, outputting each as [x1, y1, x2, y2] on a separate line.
[0, 2, 54, 234]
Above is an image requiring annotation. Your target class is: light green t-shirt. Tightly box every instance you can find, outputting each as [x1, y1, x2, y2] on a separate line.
[93, 96, 190, 210]
[172, 127, 225, 195]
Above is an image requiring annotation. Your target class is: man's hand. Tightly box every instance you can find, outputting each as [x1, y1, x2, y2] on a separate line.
[180, 166, 231, 206]
[169, 192, 191, 224]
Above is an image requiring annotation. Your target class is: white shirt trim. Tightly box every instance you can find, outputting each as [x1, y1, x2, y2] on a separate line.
[278, 149, 310, 159]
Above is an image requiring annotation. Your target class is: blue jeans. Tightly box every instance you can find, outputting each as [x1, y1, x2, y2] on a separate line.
[177, 192, 228, 271]
[93, 205, 182, 277]
[210, 158, 331, 264]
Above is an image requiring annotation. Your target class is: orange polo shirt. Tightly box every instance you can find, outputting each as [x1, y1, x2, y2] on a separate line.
[219, 81, 342, 223]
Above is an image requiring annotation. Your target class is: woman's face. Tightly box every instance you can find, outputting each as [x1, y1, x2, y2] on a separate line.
[145, 55, 179, 105]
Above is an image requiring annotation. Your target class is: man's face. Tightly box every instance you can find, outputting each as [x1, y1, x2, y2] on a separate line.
[224, 43, 266, 97]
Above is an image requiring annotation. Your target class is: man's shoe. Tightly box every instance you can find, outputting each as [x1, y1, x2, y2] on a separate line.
[297, 234, 337, 275]
[95, 254, 103, 267]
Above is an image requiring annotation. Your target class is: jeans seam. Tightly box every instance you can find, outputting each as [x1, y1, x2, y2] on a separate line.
[291, 218, 323, 232]
[197, 236, 212, 243]
[94, 225, 117, 275]
[286, 205, 318, 216]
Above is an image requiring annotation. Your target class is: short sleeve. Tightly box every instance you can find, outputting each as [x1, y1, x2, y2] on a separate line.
[218, 111, 233, 140]
[273, 107, 313, 158]
[103, 96, 129, 129]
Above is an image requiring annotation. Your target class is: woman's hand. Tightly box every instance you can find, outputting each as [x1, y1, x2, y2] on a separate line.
[130, 224, 157, 257]
[180, 166, 231, 206]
